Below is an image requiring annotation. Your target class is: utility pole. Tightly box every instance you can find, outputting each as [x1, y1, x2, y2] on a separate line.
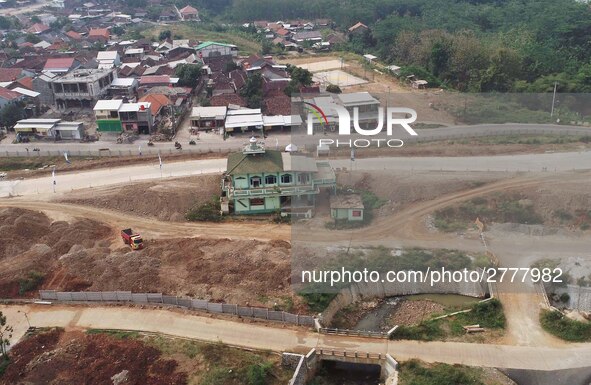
[550, 81, 558, 117]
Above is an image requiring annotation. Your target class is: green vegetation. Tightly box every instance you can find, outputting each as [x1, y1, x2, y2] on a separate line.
[398, 360, 491, 385]
[220, 0, 591, 93]
[325, 84, 342, 94]
[86, 329, 140, 340]
[195, 342, 282, 385]
[299, 292, 337, 313]
[174, 63, 203, 88]
[240, 73, 264, 108]
[393, 299, 505, 341]
[284, 65, 314, 96]
[186, 196, 223, 222]
[540, 310, 591, 342]
[86, 330, 290, 384]
[137, 22, 262, 55]
[434, 194, 543, 232]
[0, 157, 64, 172]
[18, 271, 45, 295]
[0, 103, 25, 130]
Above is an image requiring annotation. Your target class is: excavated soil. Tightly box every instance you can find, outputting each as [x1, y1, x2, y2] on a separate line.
[56, 237, 294, 306]
[387, 300, 445, 326]
[59, 175, 221, 222]
[0, 208, 112, 297]
[0, 328, 187, 385]
[0, 208, 297, 309]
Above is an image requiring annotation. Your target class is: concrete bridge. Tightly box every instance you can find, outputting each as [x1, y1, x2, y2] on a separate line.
[284, 348, 398, 385]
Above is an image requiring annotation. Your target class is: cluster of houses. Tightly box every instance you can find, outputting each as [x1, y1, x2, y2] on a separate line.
[253, 19, 346, 52]
[0, 0, 208, 138]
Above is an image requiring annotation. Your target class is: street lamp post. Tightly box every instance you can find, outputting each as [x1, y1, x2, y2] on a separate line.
[550, 81, 558, 117]
[17, 310, 31, 328]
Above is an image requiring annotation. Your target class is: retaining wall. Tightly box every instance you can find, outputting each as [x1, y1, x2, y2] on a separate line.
[39, 290, 315, 326]
[320, 272, 488, 325]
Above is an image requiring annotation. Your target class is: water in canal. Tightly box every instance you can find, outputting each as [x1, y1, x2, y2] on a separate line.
[312, 361, 381, 385]
[353, 294, 481, 332]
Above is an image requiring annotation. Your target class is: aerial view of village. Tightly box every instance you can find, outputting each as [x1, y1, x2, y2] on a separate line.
[1, 0, 591, 384]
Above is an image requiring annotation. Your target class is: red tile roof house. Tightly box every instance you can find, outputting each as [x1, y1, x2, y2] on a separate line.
[179, 5, 199, 21]
[348, 21, 369, 35]
[65, 30, 83, 40]
[0, 68, 26, 83]
[27, 23, 51, 35]
[276, 28, 291, 37]
[209, 92, 246, 107]
[88, 28, 110, 42]
[43, 58, 79, 74]
[138, 93, 172, 119]
[0, 87, 25, 112]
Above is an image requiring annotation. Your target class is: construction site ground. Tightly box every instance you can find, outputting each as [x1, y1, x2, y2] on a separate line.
[1, 144, 591, 383]
[1, 327, 291, 385]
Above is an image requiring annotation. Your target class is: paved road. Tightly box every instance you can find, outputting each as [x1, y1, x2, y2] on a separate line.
[1, 123, 589, 156]
[2, 304, 590, 371]
[2, 150, 591, 198]
[0, 158, 226, 197]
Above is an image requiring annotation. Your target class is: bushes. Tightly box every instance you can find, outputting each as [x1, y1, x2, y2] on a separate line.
[540, 310, 591, 342]
[246, 362, 273, 385]
[394, 320, 445, 341]
[299, 292, 337, 313]
[392, 299, 505, 341]
[186, 197, 222, 222]
[398, 360, 486, 385]
[434, 194, 543, 232]
[455, 299, 506, 329]
[18, 271, 44, 295]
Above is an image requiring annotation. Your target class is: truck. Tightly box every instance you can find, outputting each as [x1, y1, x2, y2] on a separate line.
[121, 228, 144, 250]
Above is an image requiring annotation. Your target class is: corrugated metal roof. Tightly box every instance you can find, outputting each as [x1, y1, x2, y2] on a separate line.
[93, 100, 123, 111]
[191, 106, 227, 120]
[281, 153, 318, 172]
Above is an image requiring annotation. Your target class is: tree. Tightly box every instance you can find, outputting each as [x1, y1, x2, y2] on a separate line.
[0, 311, 13, 357]
[111, 26, 125, 36]
[326, 84, 342, 93]
[30, 16, 41, 23]
[175, 63, 203, 88]
[240, 73, 263, 108]
[261, 39, 273, 55]
[25, 34, 41, 44]
[0, 104, 25, 129]
[158, 30, 172, 41]
[224, 60, 239, 74]
[284, 65, 313, 95]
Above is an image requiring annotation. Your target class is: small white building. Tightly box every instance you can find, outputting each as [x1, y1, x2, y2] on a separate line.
[224, 108, 263, 133]
[97, 51, 121, 69]
[13, 119, 84, 139]
[190, 106, 227, 130]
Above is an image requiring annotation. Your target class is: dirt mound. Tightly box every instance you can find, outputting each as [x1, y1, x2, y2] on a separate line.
[55, 237, 295, 307]
[59, 175, 221, 222]
[388, 300, 445, 326]
[1, 207, 298, 308]
[1, 329, 187, 385]
[0, 208, 112, 297]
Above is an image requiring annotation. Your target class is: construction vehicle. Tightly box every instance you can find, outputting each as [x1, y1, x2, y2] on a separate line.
[121, 228, 144, 250]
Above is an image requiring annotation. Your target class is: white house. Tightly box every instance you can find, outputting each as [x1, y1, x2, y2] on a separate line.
[97, 51, 121, 69]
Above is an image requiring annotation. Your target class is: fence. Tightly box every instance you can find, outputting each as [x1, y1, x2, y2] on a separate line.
[319, 327, 388, 339]
[1, 146, 235, 158]
[4, 126, 589, 159]
[38, 290, 315, 327]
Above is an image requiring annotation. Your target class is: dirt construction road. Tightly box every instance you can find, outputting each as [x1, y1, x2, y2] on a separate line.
[2, 304, 591, 371]
[2, 153, 591, 352]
